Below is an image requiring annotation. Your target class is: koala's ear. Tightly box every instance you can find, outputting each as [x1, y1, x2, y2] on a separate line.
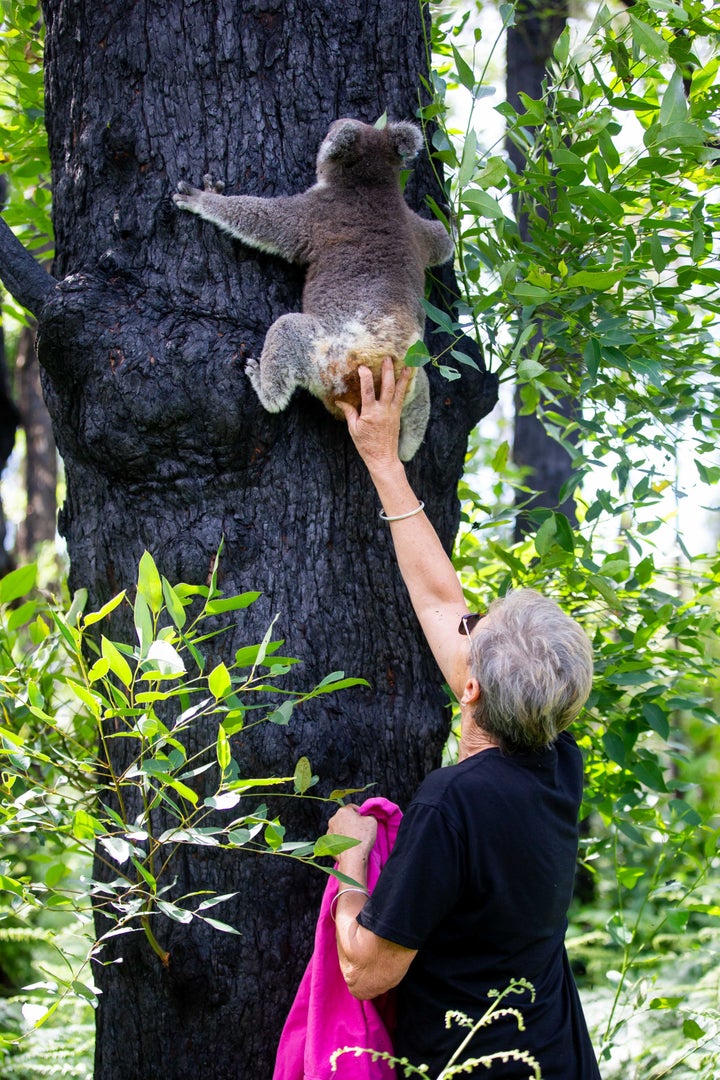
[388, 122, 424, 163]
[323, 119, 361, 161]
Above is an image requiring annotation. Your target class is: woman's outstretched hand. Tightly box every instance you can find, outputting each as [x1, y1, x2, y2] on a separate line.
[336, 357, 411, 474]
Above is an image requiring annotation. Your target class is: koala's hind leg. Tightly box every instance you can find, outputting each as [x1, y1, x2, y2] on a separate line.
[246, 313, 322, 413]
[398, 366, 430, 462]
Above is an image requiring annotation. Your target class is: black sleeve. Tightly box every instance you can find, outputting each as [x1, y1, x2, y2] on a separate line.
[357, 801, 465, 950]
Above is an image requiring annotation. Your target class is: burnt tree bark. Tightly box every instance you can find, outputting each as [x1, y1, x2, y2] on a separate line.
[0, 175, 21, 573]
[0, 320, 20, 574]
[506, 0, 577, 539]
[1, 2, 497, 1077]
[15, 324, 58, 560]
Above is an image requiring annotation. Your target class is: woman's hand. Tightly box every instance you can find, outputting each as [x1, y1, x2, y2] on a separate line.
[336, 357, 411, 475]
[327, 804, 378, 860]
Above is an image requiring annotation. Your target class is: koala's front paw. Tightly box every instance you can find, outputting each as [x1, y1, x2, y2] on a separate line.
[201, 175, 225, 194]
[173, 180, 201, 210]
[245, 357, 262, 396]
[246, 357, 287, 413]
[173, 176, 225, 211]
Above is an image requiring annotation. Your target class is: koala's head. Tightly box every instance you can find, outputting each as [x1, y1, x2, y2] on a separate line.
[316, 118, 424, 186]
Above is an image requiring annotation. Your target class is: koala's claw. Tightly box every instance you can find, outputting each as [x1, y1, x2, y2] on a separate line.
[202, 174, 225, 194]
[173, 177, 225, 209]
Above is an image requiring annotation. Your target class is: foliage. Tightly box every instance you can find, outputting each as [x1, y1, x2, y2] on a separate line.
[330, 978, 542, 1078]
[423, 0, 719, 486]
[0, 0, 51, 324]
[421, 0, 720, 1074]
[1, 0, 719, 1072]
[0, 551, 365, 1050]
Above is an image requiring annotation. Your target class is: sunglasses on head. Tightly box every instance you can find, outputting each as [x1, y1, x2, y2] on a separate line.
[458, 612, 485, 638]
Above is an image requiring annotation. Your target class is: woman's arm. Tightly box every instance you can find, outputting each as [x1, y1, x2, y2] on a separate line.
[327, 805, 416, 1000]
[337, 358, 470, 699]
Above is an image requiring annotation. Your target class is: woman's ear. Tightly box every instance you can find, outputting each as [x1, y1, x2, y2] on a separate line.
[460, 677, 481, 707]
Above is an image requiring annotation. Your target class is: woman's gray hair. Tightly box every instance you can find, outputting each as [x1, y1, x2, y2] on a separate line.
[469, 588, 593, 753]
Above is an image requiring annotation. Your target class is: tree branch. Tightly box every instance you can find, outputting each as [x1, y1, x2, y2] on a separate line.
[0, 215, 56, 317]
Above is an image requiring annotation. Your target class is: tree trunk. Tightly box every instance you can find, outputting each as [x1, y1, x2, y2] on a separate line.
[0, 175, 21, 574]
[506, 0, 577, 540]
[0, 2, 498, 1076]
[0, 322, 20, 575]
[15, 324, 57, 560]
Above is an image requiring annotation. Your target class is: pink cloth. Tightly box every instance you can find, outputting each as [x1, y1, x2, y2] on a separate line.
[273, 797, 403, 1080]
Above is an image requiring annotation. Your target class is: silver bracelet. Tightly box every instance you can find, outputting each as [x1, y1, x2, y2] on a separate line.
[379, 501, 425, 522]
[329, 886, 369, 923]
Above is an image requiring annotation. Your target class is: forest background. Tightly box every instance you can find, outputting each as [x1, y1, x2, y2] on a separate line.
[0, 0, 719, 1077]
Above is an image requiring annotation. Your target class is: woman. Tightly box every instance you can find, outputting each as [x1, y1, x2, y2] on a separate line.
[327, 359, 601, 1078]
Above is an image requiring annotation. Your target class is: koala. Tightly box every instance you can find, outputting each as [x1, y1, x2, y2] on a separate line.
[173, 118, 454, 460]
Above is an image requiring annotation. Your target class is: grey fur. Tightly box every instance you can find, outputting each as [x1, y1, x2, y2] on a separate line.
[173, 118, 453, 460]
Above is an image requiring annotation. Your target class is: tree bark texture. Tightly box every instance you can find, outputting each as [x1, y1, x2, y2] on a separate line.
[506, 0, 577, 539]
[15, 324, 58, 559]
[0, 322, 20, 574]
[4, 2, 498, 1076]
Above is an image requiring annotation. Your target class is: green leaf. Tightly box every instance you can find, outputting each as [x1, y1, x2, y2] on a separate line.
[404, 340, 431, 367]
[267, 700, 294, 725]
[616, 866, 646, 890]
[264, 822, 285, 850]
[72, 809, 104, 840]
[658, 68, 688, 127]
[628, 14, 668, 61]
[205, 592, 261, 616]
[83, 590, 126, 627]
[71, 980, 98, 1005]
[420, 297, 458, 336]
[566, 269, 627, 290]
[682, 1018, 705, 1041]
[99, 835, 134, 865]
[0, 563, 37, 604]
[314, 834, 359, 858]
[133, 589, 153, 655]
[166, 777, 199, 805]
[131, 857, 157, 891]
[534, 516, 557, 556]
[87, 657, 110, 683]
[457, 128, 478, 189]
[473, 155, 506, 190]
[137, 551, 163, 614]
[101, 637, 134, 687]
[311, 674, 369, 695]
[602, 730, 627, 765]
[293, 755, 318, 795]
[162, 577, 188, 629]
[216, 725, 231, 772]
[517, 358, 545, 381]
[156, 899, 193, 924]
[225, 776, 292, 792]
[641, 702, 669, 739]
[587, 575, 620, 608]
[461, 189, 504, 220]
[201, 916, 241, 935]
[143, 640, 186, 678]
[209, 662, 232, 699]
[196, 893, 238, 911]
[451, 44, 476, 93]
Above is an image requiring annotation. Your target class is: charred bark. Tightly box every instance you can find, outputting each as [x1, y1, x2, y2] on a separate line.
[0, 2, 498, 1076]
[0, 322, 20, 574]
[15, 324, 57, 560]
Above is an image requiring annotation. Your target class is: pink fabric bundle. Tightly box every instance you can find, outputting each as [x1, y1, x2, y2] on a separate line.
[272, 797, 403, 1080]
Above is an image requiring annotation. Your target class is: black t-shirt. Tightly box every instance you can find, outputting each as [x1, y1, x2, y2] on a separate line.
[357, 732, 601, 1079]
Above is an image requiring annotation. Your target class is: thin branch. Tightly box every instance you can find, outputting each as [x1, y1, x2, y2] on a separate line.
[0, 214, 57, 317]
